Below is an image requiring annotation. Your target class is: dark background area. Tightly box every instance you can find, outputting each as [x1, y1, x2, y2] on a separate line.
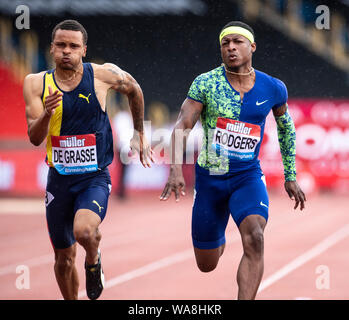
[3, 0, 349, 112]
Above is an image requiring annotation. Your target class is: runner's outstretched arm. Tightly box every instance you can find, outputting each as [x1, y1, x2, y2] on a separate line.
[95, 63, 154, 167]
[160, 98, 203, 201]
[273, 104, 306, 210]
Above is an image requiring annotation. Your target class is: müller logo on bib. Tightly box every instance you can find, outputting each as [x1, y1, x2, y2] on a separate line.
[51, 134, 98, 175]
[212, 118, 261, 161]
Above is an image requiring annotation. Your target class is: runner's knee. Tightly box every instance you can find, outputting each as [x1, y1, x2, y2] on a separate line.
[242, 229, 264, 257]
[194, 246, 223, 273]
[196, 261, 218, 273]
[54, 251, 76, 276]
[74, 225, 100, 246]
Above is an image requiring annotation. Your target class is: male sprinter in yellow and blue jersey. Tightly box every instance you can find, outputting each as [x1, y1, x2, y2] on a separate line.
[160, 21, 306, 299]
[23, 20, 153, 300]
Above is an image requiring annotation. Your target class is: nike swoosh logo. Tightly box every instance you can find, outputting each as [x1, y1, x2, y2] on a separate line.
[256, 100, 268, 106]
[260, 201, 269, 208]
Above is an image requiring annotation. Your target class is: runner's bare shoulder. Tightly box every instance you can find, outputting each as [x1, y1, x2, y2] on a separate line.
[90, 62, 124, 83]
[23, 71, 46, 98]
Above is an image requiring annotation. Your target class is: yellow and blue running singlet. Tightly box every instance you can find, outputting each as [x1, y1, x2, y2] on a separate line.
[42, 63, 114, 175]
[43, 63, 114, 249]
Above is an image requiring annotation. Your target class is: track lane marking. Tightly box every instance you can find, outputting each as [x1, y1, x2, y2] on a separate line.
[77, 235, 241, 299]
[258, 224, 349, 294]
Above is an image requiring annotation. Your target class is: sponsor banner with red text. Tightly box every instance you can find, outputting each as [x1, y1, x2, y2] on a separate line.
[260, 99, 349, 194]
[0, 150, 47, 196]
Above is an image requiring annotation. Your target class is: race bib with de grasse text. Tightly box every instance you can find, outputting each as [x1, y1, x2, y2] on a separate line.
[51, 134, 98, 175]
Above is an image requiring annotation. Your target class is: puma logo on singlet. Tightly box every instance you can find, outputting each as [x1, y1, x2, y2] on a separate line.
[78, 93, 91, 103]
[92, 200, 104, 213]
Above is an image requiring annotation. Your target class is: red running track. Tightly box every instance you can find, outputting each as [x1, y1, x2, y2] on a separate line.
[0, 191, 348, 300]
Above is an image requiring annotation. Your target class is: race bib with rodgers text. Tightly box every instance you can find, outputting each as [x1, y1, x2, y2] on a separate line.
[212, 118, 261, 161]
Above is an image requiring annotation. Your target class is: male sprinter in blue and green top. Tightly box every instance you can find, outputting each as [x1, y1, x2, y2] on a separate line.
[160, 21, 306, 299]
[24, 20, 153, 300]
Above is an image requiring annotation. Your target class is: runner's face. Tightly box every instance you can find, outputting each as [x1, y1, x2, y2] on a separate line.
[220, 34, 255, 69]
[50, 29, 86, 70]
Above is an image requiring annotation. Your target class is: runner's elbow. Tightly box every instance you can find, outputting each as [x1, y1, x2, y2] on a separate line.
[29, 137, 41, 146]
[176, 118, 192, 131]
[28, 131, 43, 146]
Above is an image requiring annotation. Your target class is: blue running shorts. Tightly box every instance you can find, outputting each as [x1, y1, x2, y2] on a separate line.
[192, 163, 269, 250]
[45, 167, 112, 249]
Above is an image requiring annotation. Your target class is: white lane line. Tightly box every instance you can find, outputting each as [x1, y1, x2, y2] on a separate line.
[0, 199, 45, 215]
[0, 233, 129, 277]
[78, 249, 193, 299]
[0, 254, 52, 277]
[0, 209, 309, 298]
[77, 215, 301, 297]
[0, 211, 294, 278]
[77, 234, 242, 299]
[258, 224, 349, 294]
